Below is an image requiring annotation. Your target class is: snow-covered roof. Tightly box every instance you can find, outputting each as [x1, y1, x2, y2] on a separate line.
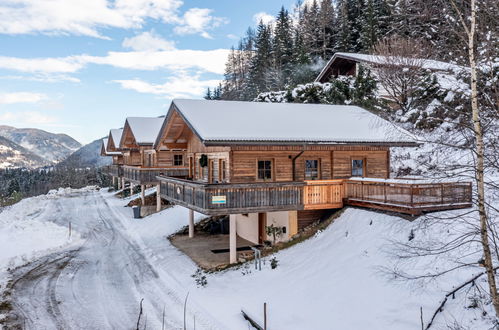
[109, 128, 123, 148]
[126, 117, 165, 145]
[101, 138, 121, 156]
[316, 52, 464, 82]
[169, 99, 418, 145]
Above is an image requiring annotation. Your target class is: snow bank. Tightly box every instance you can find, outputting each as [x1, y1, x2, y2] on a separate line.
[0, 188, 91, 280]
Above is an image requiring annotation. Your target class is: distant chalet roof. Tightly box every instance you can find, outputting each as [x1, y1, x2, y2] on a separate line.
[316, 52, 464, 82]
[109, 128, 123, 148]
[101, 138, 121, 155]
[168, 99, 418, 146]
[126, 117, 165, 145]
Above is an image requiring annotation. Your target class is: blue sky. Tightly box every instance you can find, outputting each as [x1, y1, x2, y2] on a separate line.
[0, 0, 296, 144]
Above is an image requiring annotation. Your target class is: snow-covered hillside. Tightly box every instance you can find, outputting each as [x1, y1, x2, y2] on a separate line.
[0, 136, 49, 169]
[0, 187, 495, 329]
[0, 125, 81, 168]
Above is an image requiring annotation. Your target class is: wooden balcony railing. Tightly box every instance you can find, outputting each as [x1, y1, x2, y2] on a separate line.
[158, 176, 304, 215]
[345, 178, 472, 215]
[303, 180, 344, 210]
[124, 166, 188, 184]
[103, 164, 123, 177]
[156, 175, 472, 216]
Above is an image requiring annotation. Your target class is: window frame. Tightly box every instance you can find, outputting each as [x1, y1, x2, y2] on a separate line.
[351, 157, 366, 177]
[256, 159, 274, 181]
[304, 159, 321, 180]
[173, 154, 184, 166]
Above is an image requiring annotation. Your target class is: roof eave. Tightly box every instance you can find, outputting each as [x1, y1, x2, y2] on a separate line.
[203, 140, 421, 147]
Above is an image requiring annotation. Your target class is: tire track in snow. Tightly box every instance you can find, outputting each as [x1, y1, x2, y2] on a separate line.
[4, 190, 220, 330]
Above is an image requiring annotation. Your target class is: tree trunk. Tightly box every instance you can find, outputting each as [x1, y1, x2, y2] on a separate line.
[468, 0, 499, 318]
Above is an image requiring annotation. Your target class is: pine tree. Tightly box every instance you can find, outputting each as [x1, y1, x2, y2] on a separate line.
[204, 87, 212, 100]
[359, 0, 391, 51]
[272, 7, 294, 89]
[246, 21, 274, 97]
[317, 0, 336, 59]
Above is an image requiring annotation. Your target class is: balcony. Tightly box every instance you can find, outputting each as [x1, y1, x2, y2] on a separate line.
[345, 178, 472, 215]
[158, 176, 306, 215]
[156, 176, 472, 216]
[124, 166, 189, 184]
[103, 164, 123, 177]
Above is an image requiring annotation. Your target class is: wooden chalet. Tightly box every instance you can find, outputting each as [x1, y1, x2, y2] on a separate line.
[117, 116, 188, 206]
[153, 99, 472, 263]
[102, 128, 125, 181]
[315, 52, 460, 83]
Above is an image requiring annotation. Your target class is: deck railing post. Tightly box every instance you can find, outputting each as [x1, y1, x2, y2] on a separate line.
[410, 185, 414, 207]
[384, 183, 387, 203]
[441, 184, 444, 204]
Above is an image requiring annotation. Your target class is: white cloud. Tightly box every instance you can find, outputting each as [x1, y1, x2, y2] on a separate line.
[84, 49, 229, 74]
[0, 0, 184, 38]
[226, 34, 238, 40]
[174, 8, 228, 39]
[0, 92, 48, 105]
[0, 55, 85, 73]
[0, 111, 57, 124]
[0, 48, 230, 77]
[113, 74, 220, 99]
[253, 12, 275, 25]
[122, 30, 175, 51]
[0, 74, 81, 83]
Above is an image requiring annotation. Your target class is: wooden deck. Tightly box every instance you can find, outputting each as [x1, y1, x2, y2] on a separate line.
[104, 164, 123, 177]
[156, 176, 472, 216]
[159, 176, 305, 215]
[123, 166, 188, 184]
[345, 179, 472, 215]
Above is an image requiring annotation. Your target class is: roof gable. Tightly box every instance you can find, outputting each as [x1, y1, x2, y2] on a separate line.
[120, 117, 164, 148]
[165, 99, 417, 146]
[316, 52, 463, 82]
[108, 128, 123, 151]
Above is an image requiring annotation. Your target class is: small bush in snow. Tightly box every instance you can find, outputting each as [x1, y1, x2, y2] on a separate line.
[270, 257, 279, 269]
[191, 268, 207, 288]
[408, 229, 415, 241]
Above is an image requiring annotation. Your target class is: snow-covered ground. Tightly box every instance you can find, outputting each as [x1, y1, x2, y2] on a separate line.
[0, 187, 495, 329]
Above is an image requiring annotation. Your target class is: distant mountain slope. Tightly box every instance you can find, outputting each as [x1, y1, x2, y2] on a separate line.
[0, 125, 81, 163]
[58, 138, 111, 168]
[0, 136, 49, 168]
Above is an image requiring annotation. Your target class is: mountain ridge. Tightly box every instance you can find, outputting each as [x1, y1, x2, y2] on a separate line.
[0, 125, 81, 163]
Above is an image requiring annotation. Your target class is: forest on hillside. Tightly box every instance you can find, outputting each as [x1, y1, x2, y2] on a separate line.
[0, 167, 109, 207]
[207, 0, 497, 105]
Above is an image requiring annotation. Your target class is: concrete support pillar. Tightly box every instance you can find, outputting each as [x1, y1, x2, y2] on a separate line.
[229, 215, 237, 264]
[121, 177, 125, 191]
[188, 209, 194, 238]
[140, 185, 145, 205]
[130, 182, 134, 196]
[156, 184, 161, 212]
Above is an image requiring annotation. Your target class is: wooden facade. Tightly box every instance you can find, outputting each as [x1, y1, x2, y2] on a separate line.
[118, 118, 189, 184]
[154, 106, 472, 217]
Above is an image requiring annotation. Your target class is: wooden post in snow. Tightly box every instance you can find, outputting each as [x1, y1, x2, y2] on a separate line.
[156, 183, 161, 212]
[140, 185, 145, 205]
[188, 209, 194, 238]
[263, 302, 267, 330]
[229, 215, 237, 264]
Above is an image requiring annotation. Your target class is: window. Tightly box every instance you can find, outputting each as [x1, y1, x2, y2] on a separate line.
[219, 159, 226, 182]
[257, 160, 273, 180]
[173, 154, 183, 166]
[351, 159, 364, 177]
[305, 159, 319, 180]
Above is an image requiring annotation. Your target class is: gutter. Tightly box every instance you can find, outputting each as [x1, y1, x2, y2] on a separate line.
[289, 146, 305, 181]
